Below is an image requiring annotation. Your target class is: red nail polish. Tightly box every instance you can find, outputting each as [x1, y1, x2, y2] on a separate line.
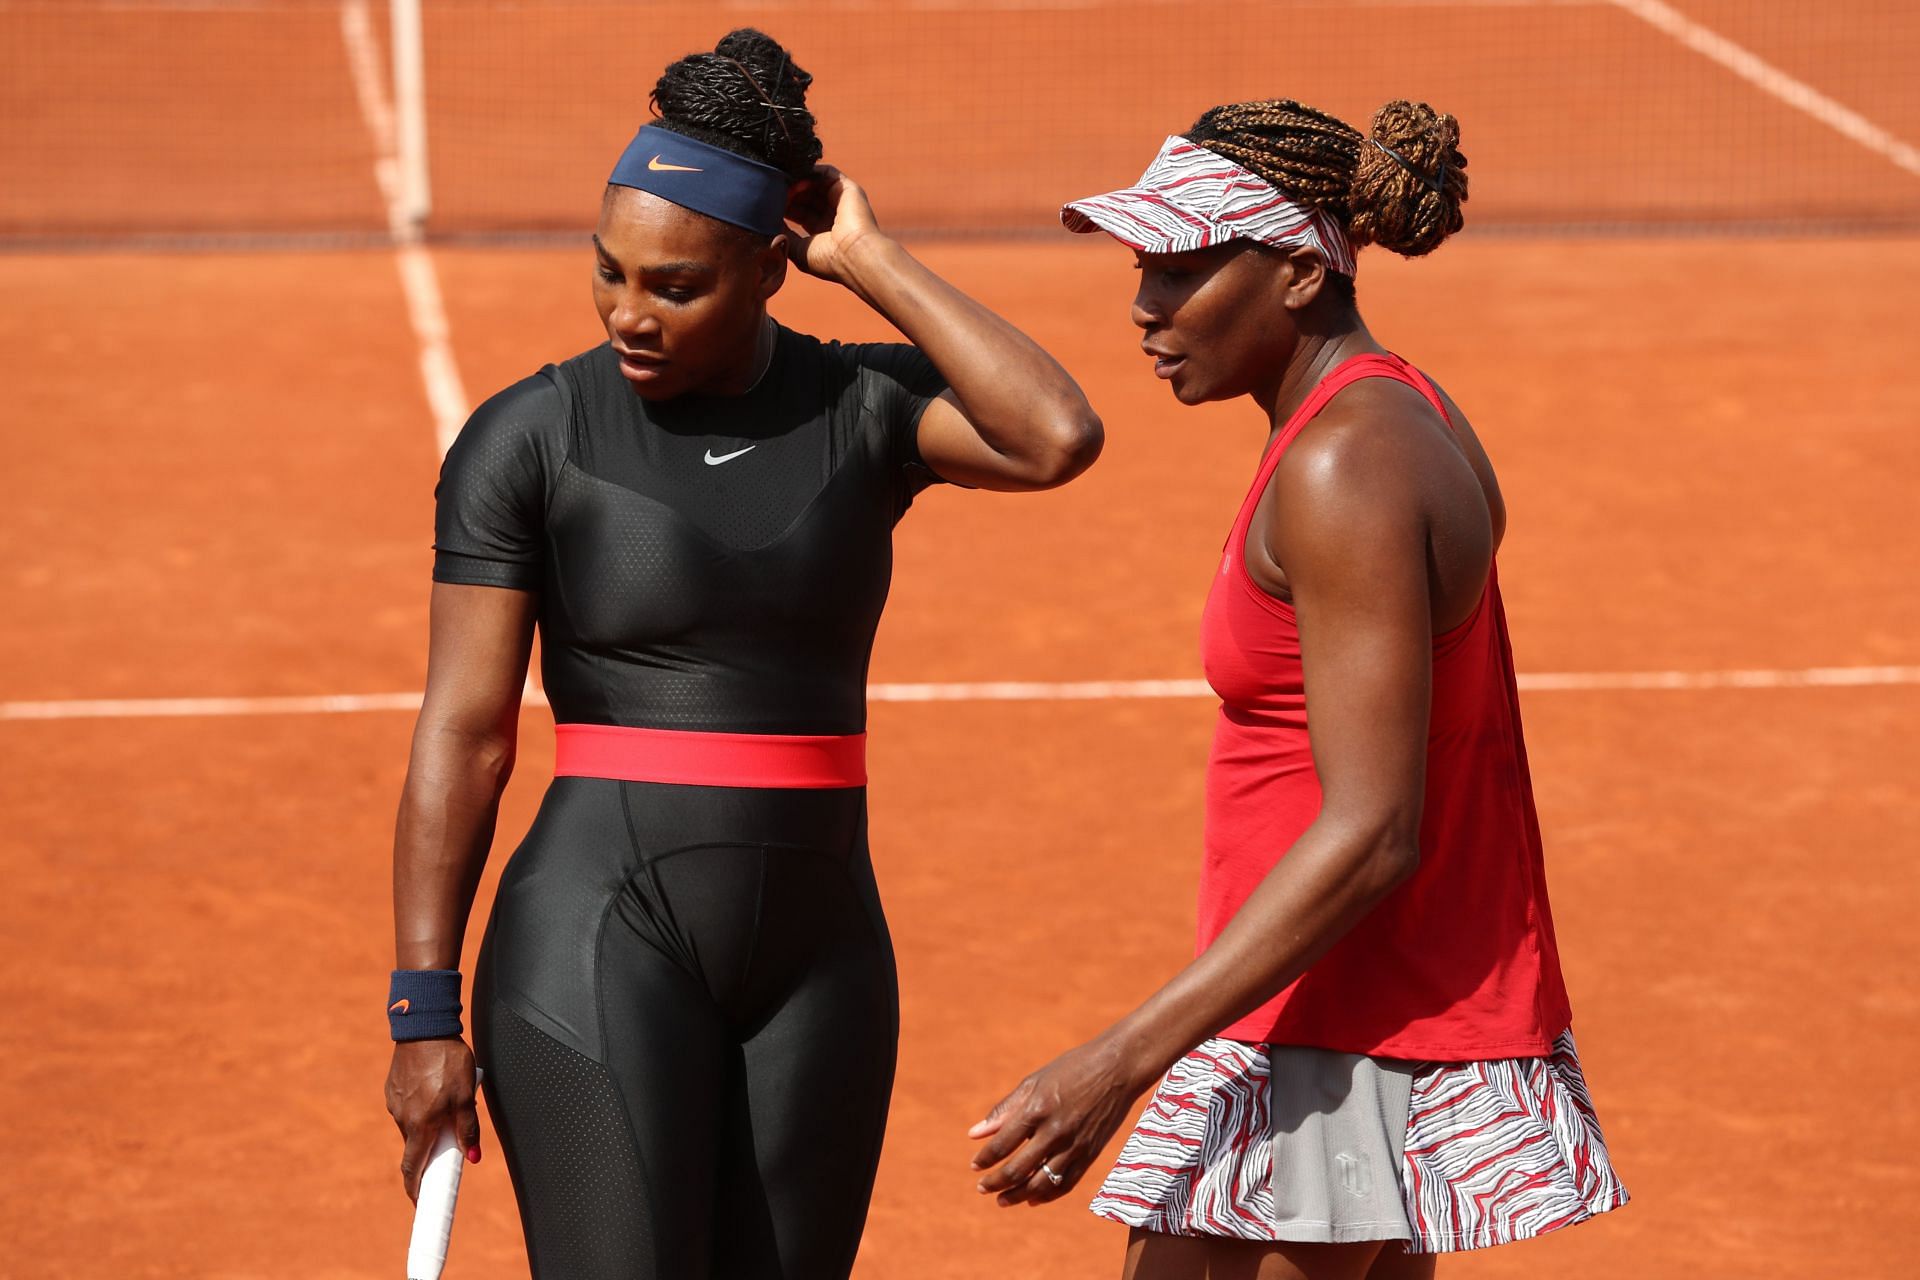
[467, 1147, 482, 1163]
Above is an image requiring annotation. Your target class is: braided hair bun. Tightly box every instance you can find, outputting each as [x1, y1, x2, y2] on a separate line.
[650, 28, 822, 180]
[1347, 101, 1467, 258]
[1185, 97, 1467, 266]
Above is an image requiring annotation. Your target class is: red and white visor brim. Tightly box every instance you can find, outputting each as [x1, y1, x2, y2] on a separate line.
[1061, 135, 1357, 276]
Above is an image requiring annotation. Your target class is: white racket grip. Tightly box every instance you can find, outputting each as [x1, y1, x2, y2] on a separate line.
[406, 1068, 482, 1280]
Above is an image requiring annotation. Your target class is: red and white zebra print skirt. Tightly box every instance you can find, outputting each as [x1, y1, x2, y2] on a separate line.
[1090, 1028, 1628, 1253]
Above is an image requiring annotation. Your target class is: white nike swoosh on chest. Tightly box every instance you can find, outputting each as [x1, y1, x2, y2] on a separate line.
[703, 445, 757, 466]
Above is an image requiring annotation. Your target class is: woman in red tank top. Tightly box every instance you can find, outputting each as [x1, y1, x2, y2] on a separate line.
[968, 101, 1627, 1277]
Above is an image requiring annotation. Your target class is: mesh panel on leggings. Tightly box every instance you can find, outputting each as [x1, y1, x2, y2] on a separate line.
[491, 1007, 653, 1278]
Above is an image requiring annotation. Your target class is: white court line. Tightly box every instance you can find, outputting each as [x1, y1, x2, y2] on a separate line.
[341, 3, 540, 701]
[1609, 0, 1920, 180]
[340, 0, 470, 456]
[0, 692, 432, 722]
[719, 0, 1590, 12]
[1514, 665, 1920, 692]
[4, 666, 1918, 721]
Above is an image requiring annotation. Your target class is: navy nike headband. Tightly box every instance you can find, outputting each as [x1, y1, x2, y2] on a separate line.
[608, 124, 792, 237]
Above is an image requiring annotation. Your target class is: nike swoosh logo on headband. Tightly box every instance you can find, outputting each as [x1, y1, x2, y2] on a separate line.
[389, 999, 410, 1014]
[648, 156, 703, 173]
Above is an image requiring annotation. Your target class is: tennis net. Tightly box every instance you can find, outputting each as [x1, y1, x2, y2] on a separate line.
[4, 0, 1915, 246]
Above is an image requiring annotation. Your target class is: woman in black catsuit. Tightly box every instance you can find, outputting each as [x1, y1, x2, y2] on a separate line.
[381, 29, 1102, 1280]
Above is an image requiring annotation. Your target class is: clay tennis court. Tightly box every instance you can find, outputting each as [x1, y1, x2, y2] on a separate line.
[3, 2, 1917, 1277]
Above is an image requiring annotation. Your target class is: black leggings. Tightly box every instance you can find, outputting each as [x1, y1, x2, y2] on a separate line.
[473, 778, 898, 1279]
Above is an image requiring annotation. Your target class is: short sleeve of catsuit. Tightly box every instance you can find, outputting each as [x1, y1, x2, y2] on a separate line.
[432, 372, 563, 591]
[840, 342, 950, 503]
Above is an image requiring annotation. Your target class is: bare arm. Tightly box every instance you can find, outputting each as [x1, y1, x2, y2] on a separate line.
[384, 582, 536, 1200]
[787, 167, 1103, 491]
[967, 409, 1436, 1203]
[394, 583, 537, 968]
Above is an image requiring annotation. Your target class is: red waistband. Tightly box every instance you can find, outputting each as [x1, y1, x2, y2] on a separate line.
[553, 723, 866, 789]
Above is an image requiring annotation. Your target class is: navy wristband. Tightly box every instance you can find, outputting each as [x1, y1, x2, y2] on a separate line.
[388, 969, 463, 1041]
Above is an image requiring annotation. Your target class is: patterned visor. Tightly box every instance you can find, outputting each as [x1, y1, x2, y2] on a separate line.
[1061, 135, 1357, 276]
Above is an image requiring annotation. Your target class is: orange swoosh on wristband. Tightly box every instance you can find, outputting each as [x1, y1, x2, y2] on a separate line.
[389, 998, 410, 1014]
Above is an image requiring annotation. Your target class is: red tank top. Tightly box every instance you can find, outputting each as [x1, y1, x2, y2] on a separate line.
[1199, 353, 1571, 1060]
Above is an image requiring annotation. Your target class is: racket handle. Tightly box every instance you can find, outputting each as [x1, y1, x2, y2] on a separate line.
[406, 1069, 482, 1280]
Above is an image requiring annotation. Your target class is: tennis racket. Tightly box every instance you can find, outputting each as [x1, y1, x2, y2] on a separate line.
[406, 1068, 482, 1280]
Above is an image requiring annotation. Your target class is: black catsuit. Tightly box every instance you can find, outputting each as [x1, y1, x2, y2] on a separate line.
[432, 326, 947, 1279]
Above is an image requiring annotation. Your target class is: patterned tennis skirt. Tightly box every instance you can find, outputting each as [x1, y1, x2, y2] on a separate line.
[1090, 1028, 1628, 1253]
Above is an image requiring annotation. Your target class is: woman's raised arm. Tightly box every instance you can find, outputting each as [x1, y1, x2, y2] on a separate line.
[787, 166, 1104, 491]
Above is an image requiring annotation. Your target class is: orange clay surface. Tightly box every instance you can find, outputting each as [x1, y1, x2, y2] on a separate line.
[2, 236, 1919, 1279]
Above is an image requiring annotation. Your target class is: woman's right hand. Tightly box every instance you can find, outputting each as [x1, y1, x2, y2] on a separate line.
[385, 1038, 482, 1202]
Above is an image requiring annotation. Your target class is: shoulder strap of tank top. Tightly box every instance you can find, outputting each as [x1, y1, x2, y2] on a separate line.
[1231, 353, 1407, 532]
[1389, 356, 1455, 431]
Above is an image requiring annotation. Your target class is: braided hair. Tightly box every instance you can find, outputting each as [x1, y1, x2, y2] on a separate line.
[650, 28, 821, 181]
[1185, 98, 1468, 267]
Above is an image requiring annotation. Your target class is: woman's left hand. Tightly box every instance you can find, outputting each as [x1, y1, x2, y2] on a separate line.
[968, 1033, 1150, 1207]
[784, 164, 883, 285]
